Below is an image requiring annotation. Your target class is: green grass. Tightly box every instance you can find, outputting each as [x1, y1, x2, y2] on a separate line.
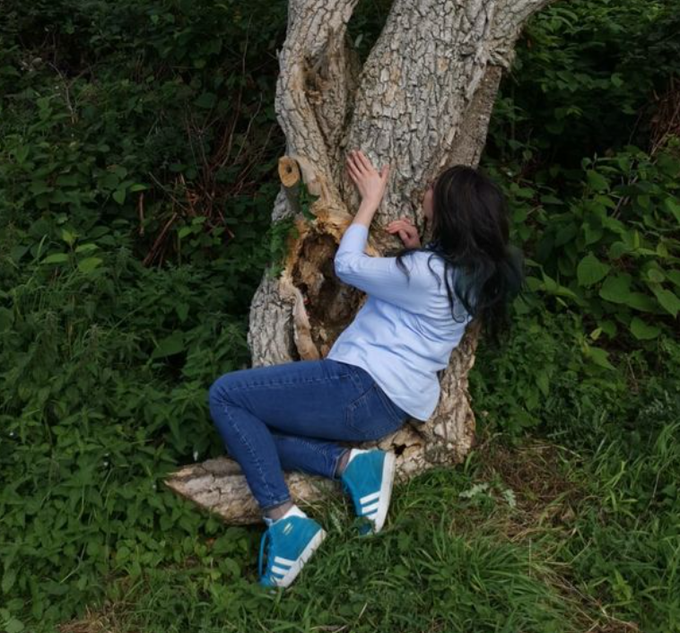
[55, 441, 574, 633]
[52, 414, 680, 633]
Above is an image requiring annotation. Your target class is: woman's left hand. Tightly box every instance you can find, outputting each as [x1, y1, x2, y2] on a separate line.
[346, 149, 390, 207]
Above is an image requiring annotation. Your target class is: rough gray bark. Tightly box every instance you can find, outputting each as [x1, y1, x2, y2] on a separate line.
[166, 0, 554, 524]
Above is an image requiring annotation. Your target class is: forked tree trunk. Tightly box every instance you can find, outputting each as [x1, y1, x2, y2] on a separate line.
[167, 0, 554, 524]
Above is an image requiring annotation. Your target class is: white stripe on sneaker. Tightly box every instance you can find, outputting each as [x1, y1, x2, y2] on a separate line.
[273, 556, 295, 567]
[274, 528, 327, 589]
[271, 565, 290, 575]
[362, 501, 380, 515]
[359, 491, 380, 505]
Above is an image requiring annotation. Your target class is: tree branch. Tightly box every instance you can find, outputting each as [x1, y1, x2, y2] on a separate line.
[276, 0, 361, 181]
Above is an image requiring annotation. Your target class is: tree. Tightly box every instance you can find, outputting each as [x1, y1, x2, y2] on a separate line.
[167, 0, 554, 524]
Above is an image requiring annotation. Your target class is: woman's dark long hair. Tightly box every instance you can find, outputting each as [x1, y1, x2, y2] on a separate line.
[396, 165, 524, 344]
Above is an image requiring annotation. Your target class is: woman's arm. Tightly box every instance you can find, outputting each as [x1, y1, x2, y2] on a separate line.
[335, 150, 432, 313]
[344, 149, 389, 228]
[334, 224, 432, 313]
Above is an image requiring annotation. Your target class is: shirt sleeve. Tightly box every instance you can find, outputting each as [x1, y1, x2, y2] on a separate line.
[333, 223, 435, 313]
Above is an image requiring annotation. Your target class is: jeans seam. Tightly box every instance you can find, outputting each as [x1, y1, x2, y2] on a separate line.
[226, 373, 353, 393]
[261, 496, 292, 512]
[332, 449, 347, 481]
[221, 403, 287, 508]
[374, 386, 405, 425]
[345, 387, 372, 439]
[344, 363, 373, 392]
[346, 385, 403, 440]
[279, 435, 340, 479]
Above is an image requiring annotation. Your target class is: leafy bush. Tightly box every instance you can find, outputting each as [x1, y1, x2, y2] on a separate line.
[494, 141, 680, 356]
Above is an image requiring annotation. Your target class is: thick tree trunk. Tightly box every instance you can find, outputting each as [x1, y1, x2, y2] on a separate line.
[166, 0, 553, 524]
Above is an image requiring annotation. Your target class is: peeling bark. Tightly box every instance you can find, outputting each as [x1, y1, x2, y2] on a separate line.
[166, 0, 554, 524]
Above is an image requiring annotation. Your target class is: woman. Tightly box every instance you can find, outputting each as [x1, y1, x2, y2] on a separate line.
[208, 150, 523, 589]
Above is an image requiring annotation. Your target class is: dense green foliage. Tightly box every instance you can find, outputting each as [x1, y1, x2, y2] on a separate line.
[1, 0, 679, 631]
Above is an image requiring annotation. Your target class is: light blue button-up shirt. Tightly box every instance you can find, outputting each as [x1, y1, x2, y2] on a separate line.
[326, 223, 472, 422]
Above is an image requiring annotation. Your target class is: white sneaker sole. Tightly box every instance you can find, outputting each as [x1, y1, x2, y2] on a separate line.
[366, 451, 396, 534]
[275, 528, 327, 588]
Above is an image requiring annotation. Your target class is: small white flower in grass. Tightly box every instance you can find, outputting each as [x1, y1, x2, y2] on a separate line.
[193, 450, 199, 461]
[458, 482, 490, 500]
[501, 488, 517, 508]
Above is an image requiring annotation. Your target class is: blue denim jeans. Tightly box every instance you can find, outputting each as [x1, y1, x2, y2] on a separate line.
[208, 358, 409, 511]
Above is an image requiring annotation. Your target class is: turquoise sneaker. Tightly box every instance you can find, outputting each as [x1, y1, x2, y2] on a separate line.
[340, 449, 396, 535]
[258, 511, 326, 588]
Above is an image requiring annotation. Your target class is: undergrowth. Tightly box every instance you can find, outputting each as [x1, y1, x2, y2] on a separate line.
[1, 0, 679, 632]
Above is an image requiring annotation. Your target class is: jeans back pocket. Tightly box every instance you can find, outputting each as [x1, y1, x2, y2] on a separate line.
[345, 383, 406, 441]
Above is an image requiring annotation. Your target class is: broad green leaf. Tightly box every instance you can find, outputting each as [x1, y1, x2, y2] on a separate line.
[541, 272, 558, 293]
[646, 268, 665, 283]
[113, 188, 126, 205]
[42, 253, 69, 265]
[608, 241, 629, 259]
[0, 308, 13, 332]
[100, 173, 119, 189]
[576, 254, 609, 287]
[599, 275, 631, 304]
[14, 146, 29, 163]
[525, 276, 542, 292]
[540, 194, 564, 205]
[632, 230, 641, 250]
[61, 229, 76, 246]
[601, 216, 625, 236]
[625, 293, 657, 313]
[667, 270, 680, 289]
[651, 286, 680, 318]
[175, 303, 190, 322]
[178, 226, 193, 240]
[586, 171, 608, 192]
[599, 320, 617, 337]
[195, 92, 217, 109]
[636, 194, 651, 210]
[630, 317, 661, 340]
[595, 194, 617, 210]
[583, 223, 603, 246]
[56, 173, 79, 187]
[663, 197, 680, 222]
[611, 73, 624, 87]
[30, 180, 52, 195]
[77, 257, 103, 273]
[75, 243, 98, 254]
[5, 618, 24, 633]
[10, 245, 28, 262]
[2, 567, 16, 593]
[152, 332, 185, 359]
[586, 346, 615, 370]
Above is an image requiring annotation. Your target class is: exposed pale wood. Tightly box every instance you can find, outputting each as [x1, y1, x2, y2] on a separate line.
[166, 0, 554, 524]
[278, 155, 301, 188]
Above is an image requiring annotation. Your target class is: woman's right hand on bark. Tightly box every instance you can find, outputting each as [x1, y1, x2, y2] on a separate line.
[386, 217, 421, 248]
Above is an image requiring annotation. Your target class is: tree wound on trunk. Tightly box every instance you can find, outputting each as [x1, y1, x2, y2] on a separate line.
[291, 231, 364, 359]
